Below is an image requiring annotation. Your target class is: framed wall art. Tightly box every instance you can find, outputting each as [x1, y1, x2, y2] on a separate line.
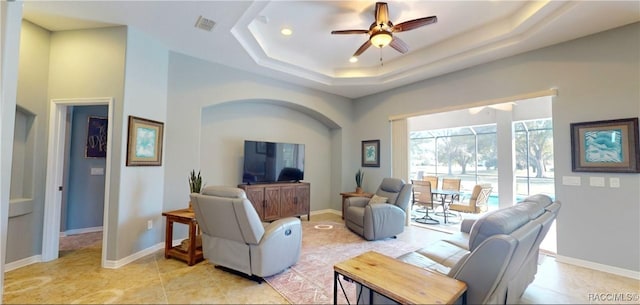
[570, 117, 640, 173]
[126, 115, 164, 166]
[361, 139, 380, 167]
[85, 116, 108, 158]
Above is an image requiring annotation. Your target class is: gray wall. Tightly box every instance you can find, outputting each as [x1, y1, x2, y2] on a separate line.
[353, 23, 640, 273]
[199, 101, 333, 212]
[163, 53, 353, 218]
[48, 26, 127, 262]
[65, 105, 107, 231]
[2, 5, 26, 295]
[11, 22, 129, 263]
[10, 20, 169, 266]
[8, 22, 169, 267]
[116, 27, 168, 260]
[7, 20, 50, 263]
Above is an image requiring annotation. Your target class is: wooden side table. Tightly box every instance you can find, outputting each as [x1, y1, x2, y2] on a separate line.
[340, 191, 374, 219]
[162, 208, 203, 266]
[333, 251, 467, 304]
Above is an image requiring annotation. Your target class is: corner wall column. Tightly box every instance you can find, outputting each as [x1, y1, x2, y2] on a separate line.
[1, 0, 25, 297]
[495, 108, 515, 208]
[390, 118, 410, 225]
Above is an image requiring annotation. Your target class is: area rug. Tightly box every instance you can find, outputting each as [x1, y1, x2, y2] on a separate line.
[264, 221, 419, 304]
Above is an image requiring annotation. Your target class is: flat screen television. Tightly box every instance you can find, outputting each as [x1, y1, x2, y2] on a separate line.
[242, 140, 305, 184]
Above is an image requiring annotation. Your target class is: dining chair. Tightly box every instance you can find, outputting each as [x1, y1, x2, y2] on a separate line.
[422, 176, 439, 191]
[441, 178, 461, 202]
[411, 180, 439, 224]
[435, 178, 461, 220]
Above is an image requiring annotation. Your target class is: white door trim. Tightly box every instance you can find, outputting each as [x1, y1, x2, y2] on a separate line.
[43, 97, 113, 268]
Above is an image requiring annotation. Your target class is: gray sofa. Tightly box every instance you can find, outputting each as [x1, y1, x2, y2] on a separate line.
[358, 194, 560, 304]
[189, 186, 302, 280]
[344, 178, 413, 241]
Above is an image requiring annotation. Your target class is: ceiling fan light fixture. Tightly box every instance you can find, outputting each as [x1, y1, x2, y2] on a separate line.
[349, 56, 358, 63]
[331, 2, 437, 57]
[370, 30, 392, 48]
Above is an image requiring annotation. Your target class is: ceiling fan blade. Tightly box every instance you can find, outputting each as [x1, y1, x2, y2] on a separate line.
[353, 40, 372, 57]
[390, 36, 409, 54]
[375, 2, 389, 26]
[331, 29, 369, 35]
[392, 16, 437, 32]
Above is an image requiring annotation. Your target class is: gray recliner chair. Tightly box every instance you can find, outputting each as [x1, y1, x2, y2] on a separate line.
[189, 186, 302, 281]
[344, 178, 412, 241]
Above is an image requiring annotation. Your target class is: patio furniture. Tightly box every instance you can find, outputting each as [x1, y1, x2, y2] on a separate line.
[449, 184, 492, 214]
[411, 180, 439, 225]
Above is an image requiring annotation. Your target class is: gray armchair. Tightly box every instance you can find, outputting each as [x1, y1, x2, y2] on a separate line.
[344, 178, 412, 241]
[189, 186, 302, 281]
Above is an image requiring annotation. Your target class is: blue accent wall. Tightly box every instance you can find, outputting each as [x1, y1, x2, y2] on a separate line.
[65, 105, 108, 231]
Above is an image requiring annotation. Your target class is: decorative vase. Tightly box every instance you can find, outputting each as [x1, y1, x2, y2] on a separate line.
[355, 187, 363, 194]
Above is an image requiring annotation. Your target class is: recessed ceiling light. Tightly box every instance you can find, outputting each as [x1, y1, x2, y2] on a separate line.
[281, 27, 293, 36]
[349, 56, 358, 63]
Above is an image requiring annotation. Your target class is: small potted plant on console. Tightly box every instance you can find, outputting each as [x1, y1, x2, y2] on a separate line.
[355, 169, 364, 194]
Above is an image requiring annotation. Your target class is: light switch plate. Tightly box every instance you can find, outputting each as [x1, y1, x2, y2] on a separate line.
[590, 176, 605, 187]
[562, 176, 581, 186]
[90, 167, 104, 175]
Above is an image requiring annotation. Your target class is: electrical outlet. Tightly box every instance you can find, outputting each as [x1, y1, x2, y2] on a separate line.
[610, 177, 620, 188]
[147, 220, 153, 230]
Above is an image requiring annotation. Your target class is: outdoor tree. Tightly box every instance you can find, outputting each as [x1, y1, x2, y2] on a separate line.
[515, 120, 553, 178]
[436, 129, 475, 174]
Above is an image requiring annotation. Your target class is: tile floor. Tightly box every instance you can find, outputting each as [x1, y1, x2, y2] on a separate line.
[3, 213, 639, 304]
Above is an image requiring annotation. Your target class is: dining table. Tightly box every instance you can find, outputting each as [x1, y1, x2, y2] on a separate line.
[431, 189, 461, 224]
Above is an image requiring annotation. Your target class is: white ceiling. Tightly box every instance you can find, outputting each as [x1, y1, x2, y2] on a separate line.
[22, 1, 640, 99]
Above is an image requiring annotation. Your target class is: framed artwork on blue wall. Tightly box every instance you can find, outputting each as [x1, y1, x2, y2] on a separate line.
[570, 117, 640, 173]
[85, 116, 108, 158]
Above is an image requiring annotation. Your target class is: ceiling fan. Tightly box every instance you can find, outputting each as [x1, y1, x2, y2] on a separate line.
[331, 2, 437, 58]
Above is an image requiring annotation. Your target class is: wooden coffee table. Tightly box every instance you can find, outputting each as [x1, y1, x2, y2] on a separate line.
[333, 251, 466, 305]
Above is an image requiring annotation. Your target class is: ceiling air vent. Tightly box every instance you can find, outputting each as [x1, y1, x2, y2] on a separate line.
[194, 16, 216, 32]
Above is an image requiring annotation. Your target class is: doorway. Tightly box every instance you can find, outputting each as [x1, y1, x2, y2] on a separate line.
[59, 105, 108, 248]
[42, 98, 113, 267]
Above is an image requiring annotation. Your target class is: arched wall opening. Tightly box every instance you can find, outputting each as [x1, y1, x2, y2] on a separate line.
[199, 99, 342, 213]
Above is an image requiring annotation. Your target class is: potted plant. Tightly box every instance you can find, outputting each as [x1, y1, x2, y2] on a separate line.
[188, 170, 203, 209]
[189, 170, 203, 194]
[355, 169, 364, 194]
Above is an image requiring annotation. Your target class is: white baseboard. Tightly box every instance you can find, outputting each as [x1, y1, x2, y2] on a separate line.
[63, 226, 103, 236]
[556, 255, 640, 280]
[4, 255, 42, 272]
[102, 243, 164, 269]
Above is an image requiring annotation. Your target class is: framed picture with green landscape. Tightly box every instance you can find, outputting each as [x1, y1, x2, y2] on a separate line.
[361, 139, 380, 167]
[126, 115, 164, 166]
[570, 117, 640, 173]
